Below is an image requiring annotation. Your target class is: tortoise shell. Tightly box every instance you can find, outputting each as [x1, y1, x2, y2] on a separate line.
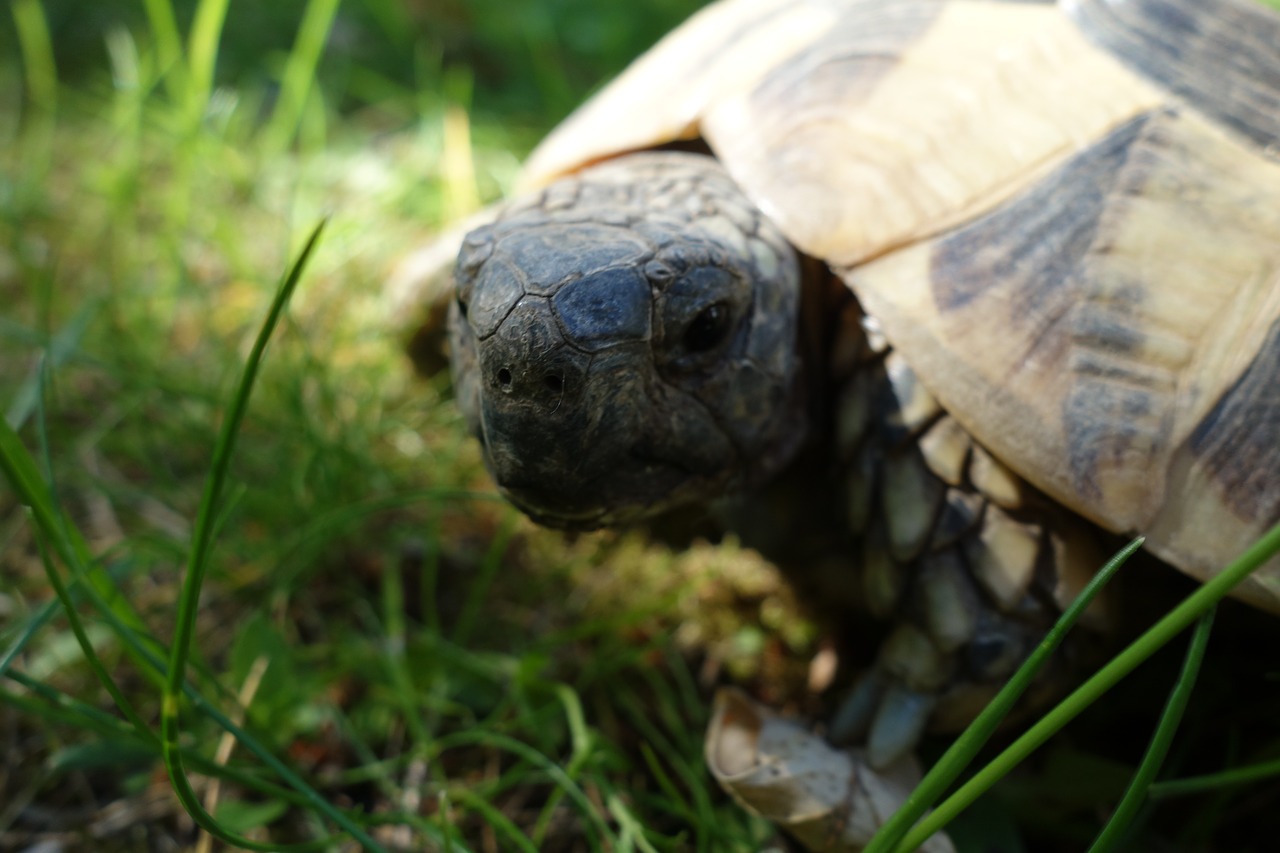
[495, 0, 1280, 612]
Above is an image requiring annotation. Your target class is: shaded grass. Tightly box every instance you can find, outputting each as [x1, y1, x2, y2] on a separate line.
[1, 0, 769, 849]
[3, 0, 1280, 851]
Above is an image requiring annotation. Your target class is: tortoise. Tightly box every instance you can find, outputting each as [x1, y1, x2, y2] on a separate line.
[396, 0, 1280, 842]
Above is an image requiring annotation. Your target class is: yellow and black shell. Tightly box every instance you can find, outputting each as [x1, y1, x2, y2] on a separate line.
[509, 0, 1280, 613]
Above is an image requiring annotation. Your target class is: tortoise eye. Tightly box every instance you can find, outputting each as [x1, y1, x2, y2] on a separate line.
[684, 302, 731, 353]
[656, 268, 747, 373]
[456, 294, 469, 319]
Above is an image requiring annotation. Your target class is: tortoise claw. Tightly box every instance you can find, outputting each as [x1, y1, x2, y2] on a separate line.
[868, 684, 938, 769]
[829, 669, 885, 744]
[829, 669, 940, 768]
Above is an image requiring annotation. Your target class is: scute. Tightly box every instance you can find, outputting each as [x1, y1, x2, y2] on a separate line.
[520, 0, 842, 188]
[1067, 0, 1280, 148]
[525, 0, 1167, 266]
[848, 106, 1280, 610]
[553, 268, 652, 350]
[702, 0, 1163, 265]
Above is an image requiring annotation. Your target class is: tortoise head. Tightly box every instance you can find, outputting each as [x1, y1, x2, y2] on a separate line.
[448, 152, 807, 529]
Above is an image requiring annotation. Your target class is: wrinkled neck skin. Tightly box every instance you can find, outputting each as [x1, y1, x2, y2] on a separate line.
[449, 151, 809, 529]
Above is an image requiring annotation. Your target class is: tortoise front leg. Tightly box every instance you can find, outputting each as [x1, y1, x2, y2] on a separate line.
[821, 315, 1116, 767]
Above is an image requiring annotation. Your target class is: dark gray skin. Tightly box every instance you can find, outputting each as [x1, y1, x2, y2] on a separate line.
[450, 152, 809, 529]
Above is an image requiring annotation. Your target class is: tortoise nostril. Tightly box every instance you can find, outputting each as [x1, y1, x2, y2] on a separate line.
[497, 368, 513, 390]
[544, 374, 564, 395]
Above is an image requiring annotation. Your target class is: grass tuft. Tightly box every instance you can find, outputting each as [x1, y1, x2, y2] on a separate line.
[1, 0, 752, 847]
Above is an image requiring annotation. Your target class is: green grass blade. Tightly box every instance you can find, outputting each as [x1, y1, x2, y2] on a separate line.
[452, 514, 516, 646]
[185, 0, 231, 126]
[897, 520, 1280, 851]
[436, 728, 618, 849]
[865, 536, 1143, 853]
[1149, 758, 1280, 798]
[263, 0, 342, 153]
[555, 683, 592, 775]
[0, 450, 128, 676]
[6, 301, 97, 430]
[609, 792, 662, 853]
[1, 410, 289, 729]
[1088, 607, 1216, 852]
[1, 671, 314, 807]
[376, 555, 434, 747]
[158, 219, 385, 852]
[0, 423, 156, 672]
[638, 741, 697, 826]
[449, 788, 538, 853]
[10, 0, 57, 187]
[4, 670, 149, 738]
[141, 0, 185, 77]
[11, 0, 57, 115]
[0, 598, 60, 679]
[0, 421, 207, 699]
[31, 513, 150, 734]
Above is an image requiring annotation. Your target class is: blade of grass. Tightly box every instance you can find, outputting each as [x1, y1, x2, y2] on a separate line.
[377, 546, 434, 747]
[451, 513, 516, 646]
[158, 219, 386, 852]
[186, 0, 231, 127]
[865, 536, 1143, 853]
[2, 418, 257, 722]
[263, 0, 342, 153]
[439, 789, 459, 853]
[638, 741, 698, 826]
[0, 539, 137, 684]
[141, 0, 186, 79]
[0, 598, 60, 679]
[4, 670, 156, 743]
[30, 510, 149, 734]
[556, 683, 592, 777]
[1, 671, 318, 808]
[441, 66, 480, 220]
[1149, 758, 1280, 798]
[0, 414, 159, 687]
[609, 791, 663, 853]
[1088, 606, 1215, 852]
[448, 788, 538, 853]
[6, 300, 97, 430]
[11, 0, 57, 114]
[529, 684, 595, 844]
[436, 728, 617, 850]
[10, 0, 57, 194]
[896, 520, 1280, 852]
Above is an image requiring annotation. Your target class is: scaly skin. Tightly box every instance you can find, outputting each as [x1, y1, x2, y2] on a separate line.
[451, 152, 805, 528]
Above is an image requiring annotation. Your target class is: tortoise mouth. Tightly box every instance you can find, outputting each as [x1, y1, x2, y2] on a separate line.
[495, 454, 718, 532]
[511, 501, 609, 532]
[495, 478, 610, 530]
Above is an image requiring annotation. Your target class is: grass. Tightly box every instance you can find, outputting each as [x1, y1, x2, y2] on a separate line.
[0, 1, 773, 849]
[2, 1, 1280, 851]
